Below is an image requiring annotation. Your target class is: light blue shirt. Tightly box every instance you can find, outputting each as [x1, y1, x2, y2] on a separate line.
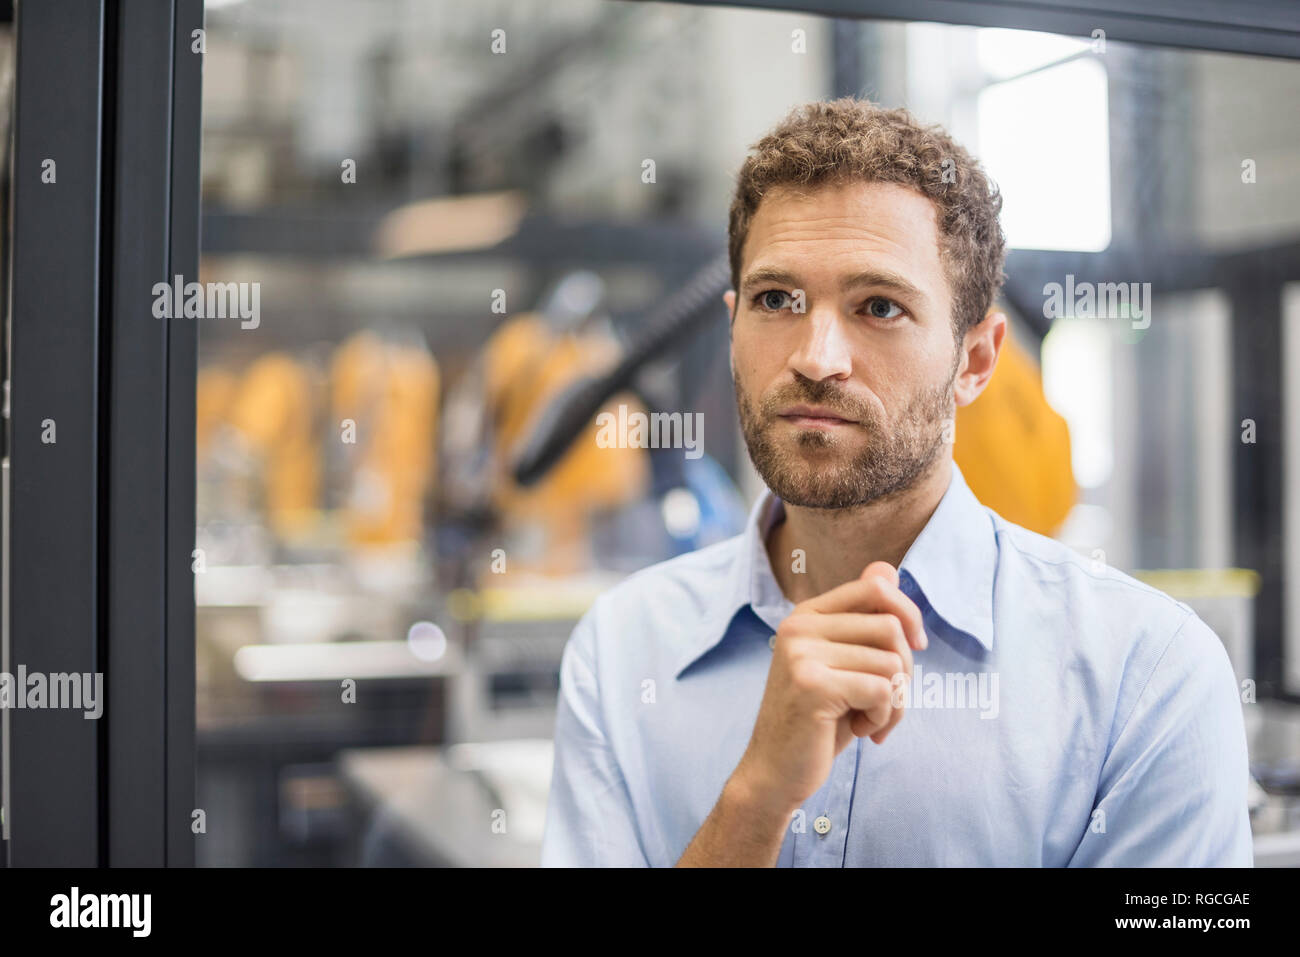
[541, 462, 1253, 866]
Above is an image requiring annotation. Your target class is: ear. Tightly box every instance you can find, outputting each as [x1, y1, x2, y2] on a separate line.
[953, 308, 1007, 408]
[723, 289, 736, 324]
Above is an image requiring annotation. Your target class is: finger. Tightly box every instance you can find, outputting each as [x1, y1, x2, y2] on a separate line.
[798, 575, 927, 651]
[848, 709, 875, 738]
[822, 641, 910, 683]
[862, 562, 927, 651]
[861, 560, 899, 587]
[849, 701, 905, 741]
[782, 617, 913, 679]
[868, 689, 907, 744]
[824, 670, 893, 731]
[865, 661, 911, 742]
[835, 714, 858, 753]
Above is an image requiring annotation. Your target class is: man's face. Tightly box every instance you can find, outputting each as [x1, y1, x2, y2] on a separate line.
[726, 180, 963, 510]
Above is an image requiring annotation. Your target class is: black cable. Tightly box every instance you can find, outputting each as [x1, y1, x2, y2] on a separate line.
[511, 251, 730, 486]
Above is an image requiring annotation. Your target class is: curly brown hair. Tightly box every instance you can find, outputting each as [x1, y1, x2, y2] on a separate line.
[727, 97, 1006, 340]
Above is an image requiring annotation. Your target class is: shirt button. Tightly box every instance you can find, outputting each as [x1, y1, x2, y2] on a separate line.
[813, 815, 832, 835]
[768, 634, 776, 650]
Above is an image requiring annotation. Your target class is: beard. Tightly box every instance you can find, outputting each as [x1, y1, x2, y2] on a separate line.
[735, 362, 957, 510]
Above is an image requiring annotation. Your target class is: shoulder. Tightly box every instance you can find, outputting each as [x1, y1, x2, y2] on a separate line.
[990, 509, 1191, 629]
[599, 534, 745, 610]
[986, 509, 1237, 704]
[567, 534, 747, 668]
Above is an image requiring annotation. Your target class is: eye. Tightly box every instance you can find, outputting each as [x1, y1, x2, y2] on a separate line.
[864, 297, 904, 321]
[753, 289, 792, 312]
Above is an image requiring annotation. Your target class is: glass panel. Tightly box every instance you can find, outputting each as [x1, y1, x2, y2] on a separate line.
[195, 0, 1300, 866]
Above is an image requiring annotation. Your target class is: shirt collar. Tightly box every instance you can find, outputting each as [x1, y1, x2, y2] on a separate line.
[673, 461, 997, 679]
[895, 461, 997, 653]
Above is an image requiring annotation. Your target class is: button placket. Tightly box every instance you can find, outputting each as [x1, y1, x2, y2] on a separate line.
[795, 742, 858, 866]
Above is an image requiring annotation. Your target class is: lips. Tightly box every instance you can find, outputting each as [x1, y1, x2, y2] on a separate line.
[777, 404, 857, 425]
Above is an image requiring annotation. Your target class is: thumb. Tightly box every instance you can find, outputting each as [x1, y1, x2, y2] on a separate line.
[860, 561, 899, 588]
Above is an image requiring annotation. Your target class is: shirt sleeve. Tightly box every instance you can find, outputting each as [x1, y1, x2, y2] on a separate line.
[1068, 610, 1254, 867]
[540, 605, 650, 867]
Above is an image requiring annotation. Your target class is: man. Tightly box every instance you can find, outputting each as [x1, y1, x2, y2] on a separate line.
[540, 98, 1252, 867]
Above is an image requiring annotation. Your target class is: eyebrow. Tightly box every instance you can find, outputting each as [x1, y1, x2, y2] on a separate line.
[740, 266, 929, 308]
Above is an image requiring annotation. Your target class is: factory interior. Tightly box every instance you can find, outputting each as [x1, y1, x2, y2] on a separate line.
[1, 0, 1299, 869]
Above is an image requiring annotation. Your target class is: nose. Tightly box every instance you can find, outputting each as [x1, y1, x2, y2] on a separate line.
[788, 306, 853, 381]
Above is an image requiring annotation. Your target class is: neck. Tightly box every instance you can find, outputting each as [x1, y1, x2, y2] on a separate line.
[766, 455, 953, 603]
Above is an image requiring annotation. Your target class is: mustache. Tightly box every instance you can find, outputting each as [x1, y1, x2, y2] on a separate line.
[760, 377, 873, 422]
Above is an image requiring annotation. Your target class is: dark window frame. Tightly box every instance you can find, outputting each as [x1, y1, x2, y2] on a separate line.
[4, 0, 200, 867]
[1, 0, 1295, 866]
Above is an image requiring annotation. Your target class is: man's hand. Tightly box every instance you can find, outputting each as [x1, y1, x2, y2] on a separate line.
[677, 561, 926, 866]
[734, 561, 926, 813]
